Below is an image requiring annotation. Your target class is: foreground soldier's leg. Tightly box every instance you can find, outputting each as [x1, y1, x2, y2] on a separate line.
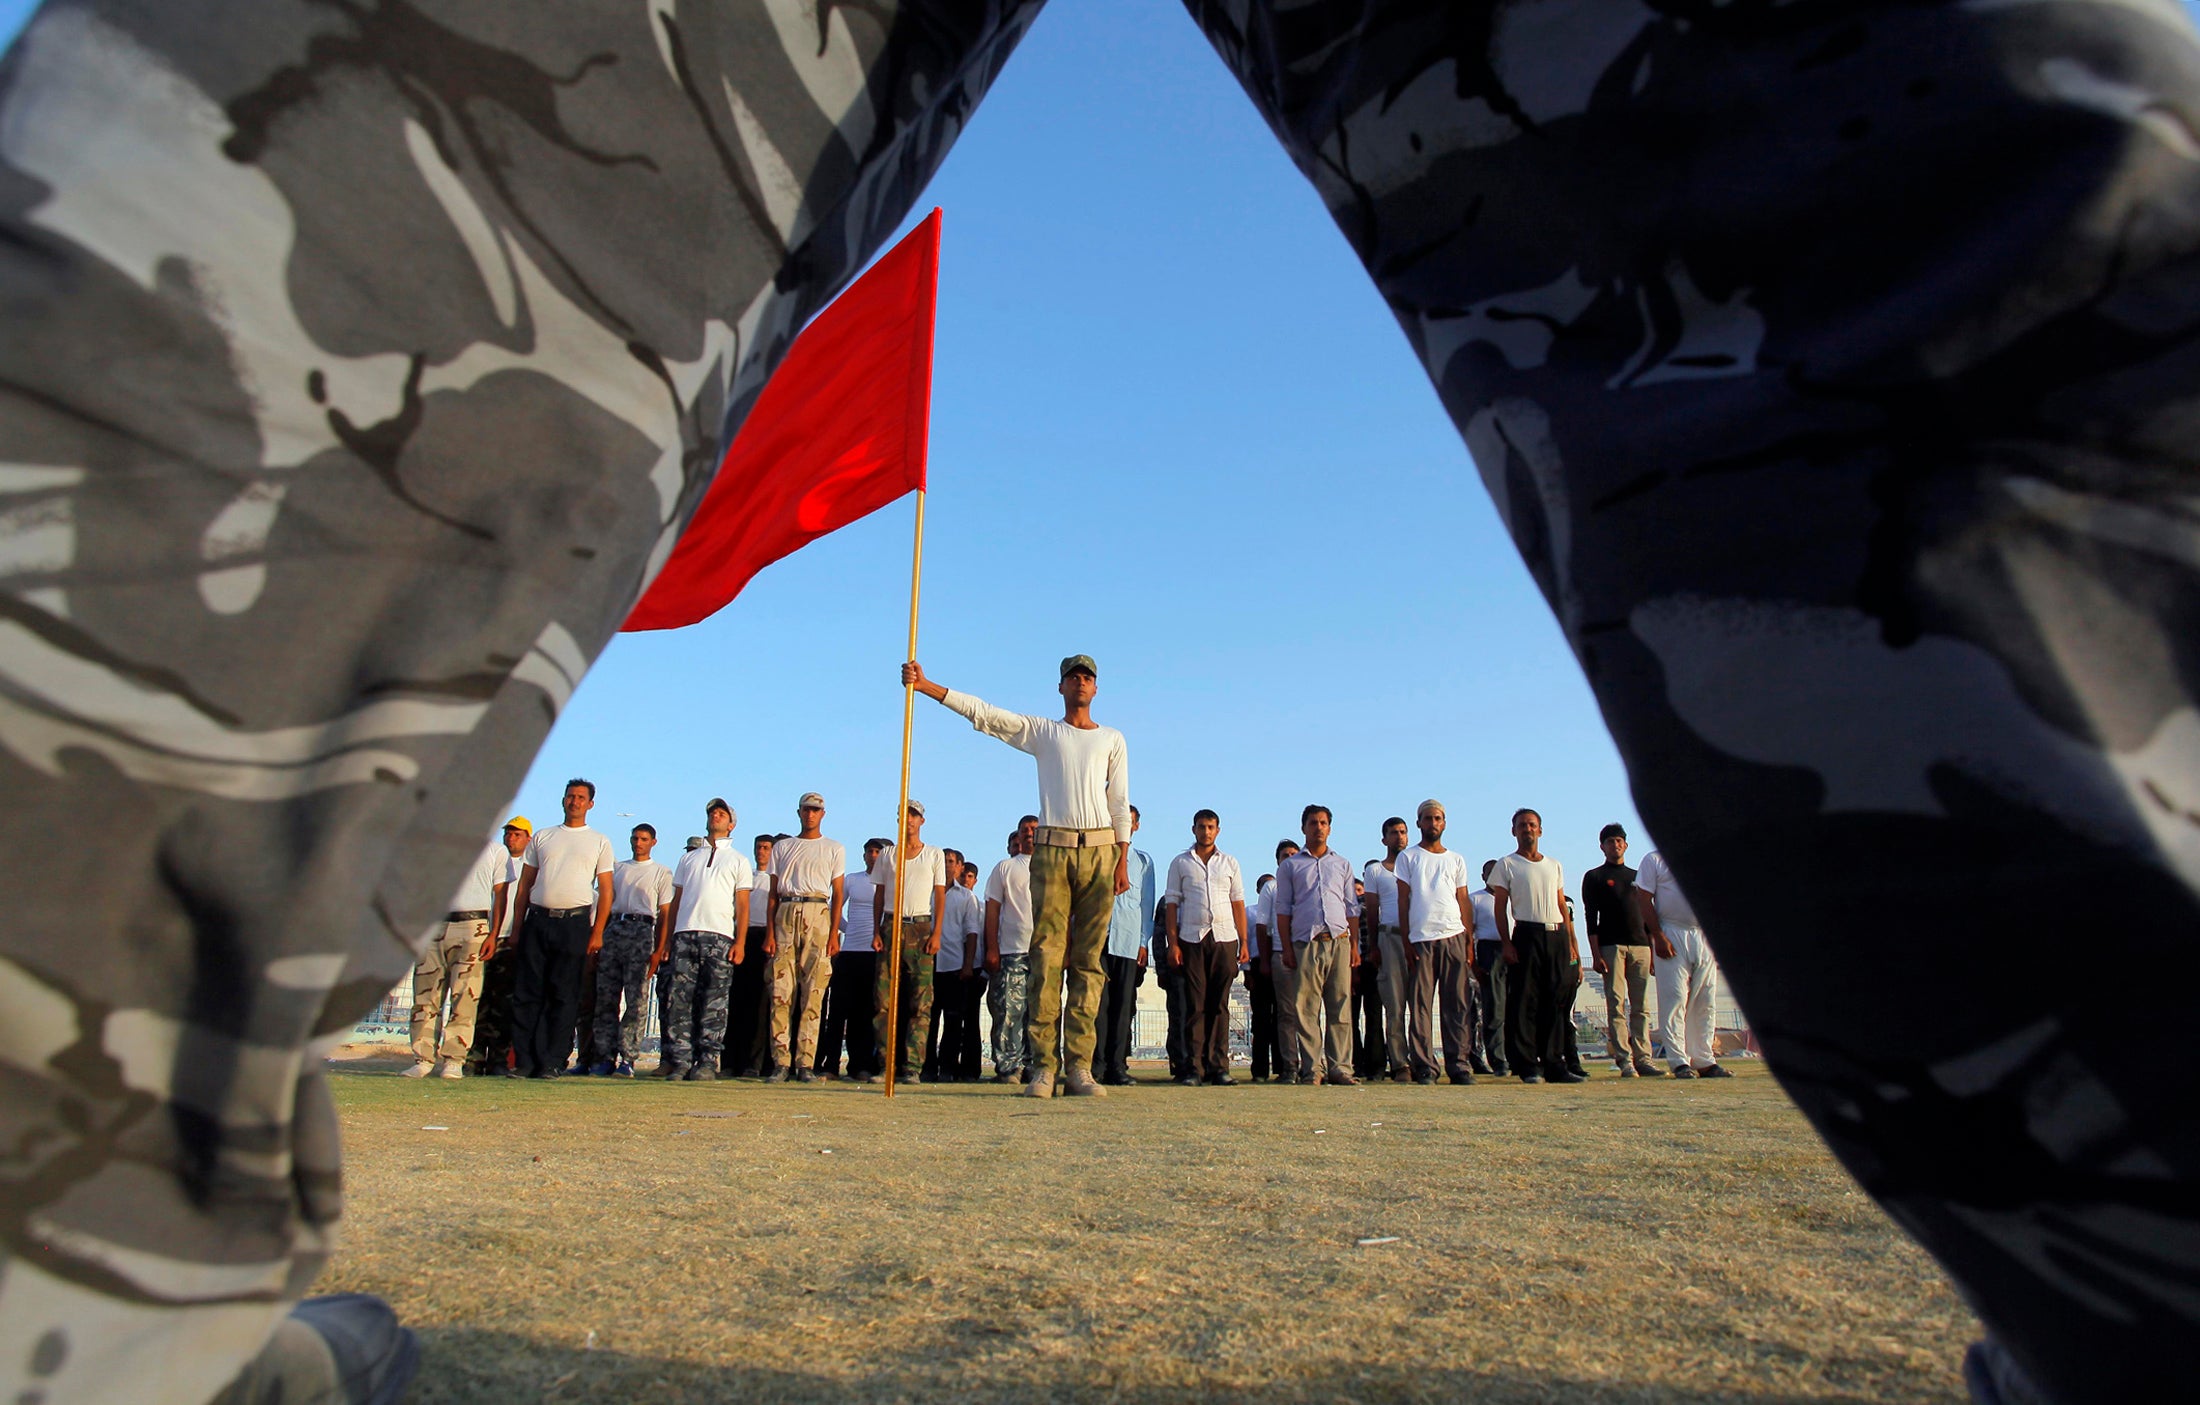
[1187, 1, 2200, 1396]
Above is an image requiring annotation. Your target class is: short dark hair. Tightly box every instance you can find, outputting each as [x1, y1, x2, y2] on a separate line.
[1018, 814, 1039, 828]
[962, 862, 979, 880]
[565, 777, 596, 800]
[1512, 807, 1541, 826]
[864, 837, 888, 855]
[1300, 804, 1331, 825]
[1482, 859, 1498, 878]
[943, 848, 964, 868]
[753, 833, 772, 855]
[1129, 804, 1140, 820]
[1257, 874, 1273, 890]
[1193, 808, 1219, 826]
[1275, 839, 1300, 861]
[631, 823, 656, 839]
[1382, 816, 1407, 832]
[1599, 823, 1628, 842]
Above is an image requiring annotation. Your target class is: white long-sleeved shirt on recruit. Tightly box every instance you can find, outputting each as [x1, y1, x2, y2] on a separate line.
[940, 689, 1131, 842]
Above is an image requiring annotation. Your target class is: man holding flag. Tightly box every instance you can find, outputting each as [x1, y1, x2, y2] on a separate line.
[904, 657, 1131, 1099]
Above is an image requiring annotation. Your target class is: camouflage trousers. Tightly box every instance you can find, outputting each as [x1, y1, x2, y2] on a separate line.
[590, 914, 658, 1065]
[659, 931, 735, 1071]
[768, 898, 834, 1069]
[408, 916, 488, 1064]
[872, 919, 935, 1078]
[469, 948, 520, 1075]
[988, 953, 1034, 1077]
[1026, 842, 1116, 1077]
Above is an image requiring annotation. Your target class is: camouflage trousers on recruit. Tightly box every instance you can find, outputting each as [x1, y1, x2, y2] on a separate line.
[769, 899, 834, 1070]
[660, 931, 734, 1071]
[409, 917, 488, 1064]
[1026, 843, 1117, 1077]
[988, 953, 1033, 1076]
[591, 914, 658, 1064]
[872, 921, 935, 1077]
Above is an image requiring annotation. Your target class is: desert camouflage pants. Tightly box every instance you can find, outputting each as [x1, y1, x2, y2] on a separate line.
[408, 917, 487, 1065]
[659, 931, 734, 1071]
[768, 899, 833, 1070]
[590, 913, 658, 1065]
[4, 2, 2197, 1400]
[1025, 842, 1116, 1078]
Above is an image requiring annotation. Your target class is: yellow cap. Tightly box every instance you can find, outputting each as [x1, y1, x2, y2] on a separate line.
[503, 815, 532, 834]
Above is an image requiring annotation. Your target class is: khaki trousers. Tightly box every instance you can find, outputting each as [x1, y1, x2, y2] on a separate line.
[1026, 840, 1117, 1077]
[1291, 935, 1354, 1080]
[1602, 942, 1654, 1065]
[769, 900, 833, 1067]
[409, 917, 488, 1063]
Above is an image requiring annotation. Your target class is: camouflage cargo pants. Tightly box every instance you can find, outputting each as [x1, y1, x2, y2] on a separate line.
[988, 953, 1033, 1077]
[590, 913, 658, 1065]
[660, 931, 734, 1072]
[872, 919, 935, 1078]
[1025, 842, 1116, 1078]
[408, 917, 487, 1064]
[768, 898, 834, 1069]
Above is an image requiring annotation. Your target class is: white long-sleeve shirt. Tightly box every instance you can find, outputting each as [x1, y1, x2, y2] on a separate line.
[940, 688, 1131, 842]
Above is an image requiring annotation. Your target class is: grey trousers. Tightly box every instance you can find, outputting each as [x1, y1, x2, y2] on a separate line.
[1406, 934, 1475, 1079]
[1290, 936, 1354, 1081]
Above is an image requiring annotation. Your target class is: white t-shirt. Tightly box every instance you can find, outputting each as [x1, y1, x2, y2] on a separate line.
[449, 839, 509, 913]
[748, 869, 771, 929]
[984, 854, 1034, 956]
[1252, 884, 1279, 955]
[941, 690, 1132, 841]
[610, 858, 675, 917]
[938, 884, 983, 970]
[1471, 889, 1499, 944]
[493, 851, 525, 935]
[523, 824, 615, 910]
[1395, 845, 1470, 943]
[1489, 851, 1566, 926]
[767, 835, 847, 897]
[869, 842, 948, 921]
[669, 841, 754, 937]
[1361, 857, 1403, 928]
[1636, 850, 1699, 928]
[841, 873, 876, 953]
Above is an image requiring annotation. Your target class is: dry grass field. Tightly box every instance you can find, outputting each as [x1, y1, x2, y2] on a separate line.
[320, 1059, 1975, 1403]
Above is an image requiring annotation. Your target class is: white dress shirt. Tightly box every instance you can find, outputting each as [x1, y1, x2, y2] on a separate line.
[1164, 848, 1245, 943]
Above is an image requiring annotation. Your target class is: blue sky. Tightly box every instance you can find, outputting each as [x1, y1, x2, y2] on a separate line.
[0, 1, 1663, 880]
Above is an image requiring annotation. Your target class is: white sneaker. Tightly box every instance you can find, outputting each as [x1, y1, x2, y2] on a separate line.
[400, 1060, 432, 1079]
[435, 1061, 463, 1080]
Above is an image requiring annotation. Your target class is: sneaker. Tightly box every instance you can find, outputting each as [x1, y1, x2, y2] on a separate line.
[1467, 1055, 1494, 1076]
[614, 1060, 636, 1078]
[1023, 1069, 1056, 1099]
[1448, 1069, 1477, 1086]
[687, 1065, 717, 1082]
[1635, 1059, 1665, 1077]
[1413, 1071, 1437, 1086]
[586, 1061, 614, 1078]
[1519, 1071, 1544, 1084]
[435, 1061, 464, 1080]
[533, 1067, 561, 1080]
[568, 1062, 593, 1077]
[662, 1062, 689, 1081]
[1203, 1074, 1235, 1087]
[1249, 1073, 1270, 1084]
[1061, 1067, 1107, 1097]
[400, 1060, 432, 1079]
[1489, 1060, 1510, 1077]
[500, 1066, 526, 1080]
[1616, 1063, 1638, 1078]
[1698, 1063, 1733, 1079]
[1545, 1068, 1585, 1084]
[1173, 1076, 1199, 1087]
[1670, 1065, 1698, 1079]
[1565, 1062, 1590, 1079]
[216, 1292, 420, 1405]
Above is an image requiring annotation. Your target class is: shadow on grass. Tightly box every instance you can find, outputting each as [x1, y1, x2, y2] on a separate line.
[408, 1327, 1930, 1404]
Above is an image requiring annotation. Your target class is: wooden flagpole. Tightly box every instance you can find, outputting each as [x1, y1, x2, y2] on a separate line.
[883, 488, 926, 1098]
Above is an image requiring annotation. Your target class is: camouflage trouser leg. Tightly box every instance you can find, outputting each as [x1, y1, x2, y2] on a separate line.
[470, 949, 520, 1075]
[768, 900, 833, 1069]
[1025, 843, 1116, 1077]
[408, 917, 487, 1064]
[990, 953, 1033, 1076]
[660, 931, 734, 1070]
[872, 921, 935, 1078]
[591, 915, 657, 1065]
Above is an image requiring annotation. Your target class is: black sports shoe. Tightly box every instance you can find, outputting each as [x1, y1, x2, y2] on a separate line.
[1519, 1071, 1544, 1084]
[1448, 1069, 1477, 1085]
[1545, 1068, 1585, 1084]
[1698, 1063, 1733, 1078]
[1670, 1065, 1698, 1079]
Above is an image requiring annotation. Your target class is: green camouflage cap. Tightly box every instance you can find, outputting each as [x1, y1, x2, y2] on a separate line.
[1059, 654, 1097, 679]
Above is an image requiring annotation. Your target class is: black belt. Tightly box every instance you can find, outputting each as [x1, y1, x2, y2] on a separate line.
[534, 904, 590, 920]
[779, 894, 829, 903]
[446, 909, 488, 922]
[609, 911, 655, 923]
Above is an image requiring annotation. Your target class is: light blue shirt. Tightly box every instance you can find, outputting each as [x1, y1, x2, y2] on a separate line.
[1273, 848, 1359, 941]
[1106, 847, 1156, 960]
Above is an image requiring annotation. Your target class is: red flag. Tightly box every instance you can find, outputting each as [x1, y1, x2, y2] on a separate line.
[623, 210, 940, 631]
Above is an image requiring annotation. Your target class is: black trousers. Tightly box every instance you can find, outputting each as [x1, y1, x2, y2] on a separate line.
[1097, 953, 1143, 1079]
[469, 946, 519, 1073]
[1556, 951, 1583, 1072]
[819, 949, 877, 1076]
[1504, 922, 1571, 1077]
[1247, 960, 1278, 1078]
[934, 967, 985, 1079]
[723, 926, 773, 1073]
[1157, 958, 1190, 1078]
[1179, 939, 1238, 1080]
[511, 907, 591, 1077]
[1352, 951, 1385, 1077]
[1474, 940, 1506, 1071]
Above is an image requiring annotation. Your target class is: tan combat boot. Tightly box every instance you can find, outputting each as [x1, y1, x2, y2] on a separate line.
[1022, 1068, 1055, 1099]
[1061, 1065, 1107, 1097]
